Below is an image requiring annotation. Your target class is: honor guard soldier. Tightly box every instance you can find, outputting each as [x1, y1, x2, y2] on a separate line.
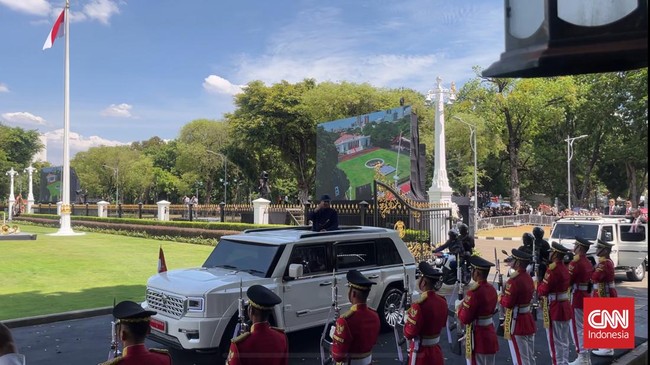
[331, 270, 380, 365]
[568, 237, 595, 365]
[591, 239, 617, 358]
[537, 242, 573, 365]
[227, 285, 288, 365]
[403, 262, 448, 365]
[499, 249, 536, 365]
[99, 301, 172, 365]
[457, 256, 499, 365]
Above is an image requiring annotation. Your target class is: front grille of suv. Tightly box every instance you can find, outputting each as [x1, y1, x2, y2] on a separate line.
[146, 288, 187, 319]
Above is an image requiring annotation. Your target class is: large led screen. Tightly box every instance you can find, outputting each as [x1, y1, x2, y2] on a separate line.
[315, 105, 412, 201]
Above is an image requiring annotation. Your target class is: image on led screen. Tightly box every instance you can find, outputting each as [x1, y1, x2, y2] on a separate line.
[315, 105, 412, 201]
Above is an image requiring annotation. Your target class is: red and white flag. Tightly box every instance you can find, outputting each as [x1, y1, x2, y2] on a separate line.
[158, 246, 168, 273]
[42, 10, 65, 50]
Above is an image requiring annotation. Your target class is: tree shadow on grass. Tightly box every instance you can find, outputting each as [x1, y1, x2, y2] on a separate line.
[0, 284, 147, 323]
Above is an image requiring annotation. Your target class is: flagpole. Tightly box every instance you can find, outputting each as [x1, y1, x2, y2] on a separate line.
[54, 0, 79, 236]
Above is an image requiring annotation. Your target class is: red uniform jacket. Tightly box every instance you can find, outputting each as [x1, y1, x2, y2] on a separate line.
[537, 261, 572, 321]
[403, 290, 448, 363]
[499, 268, 536, 336]
[592, 257, 617, 298]
[226, 322, 288, 365]
[458, 280, 499, 355]
[100, 344, 171, 365]
[332, 303, 380, 363]
[568, 253, 594, 309]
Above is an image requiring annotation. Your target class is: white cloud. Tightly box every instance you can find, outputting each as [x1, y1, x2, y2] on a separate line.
[231, 2, 503, 93]
[82, 0, 120, 25]
[1, 112, 47, 126]
[203, 75, 244, 95]
[101, 103, 133, 118]
[0, 83, 8, 92]
[42, 129, 127, 165]
[0, 0, 50, 16]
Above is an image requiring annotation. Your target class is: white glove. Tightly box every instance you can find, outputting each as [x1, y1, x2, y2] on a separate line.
[454, 299, 463, 311]
[329, 325, 336, 339]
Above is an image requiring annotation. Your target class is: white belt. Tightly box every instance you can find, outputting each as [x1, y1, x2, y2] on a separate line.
[548, 292, 569, 301]
[573, 284, 590, 291]
[420, 336, 440, 346]
[476, 318, 493, 326]
[518, 305, 531, 314]
[349, 355, 372, 365]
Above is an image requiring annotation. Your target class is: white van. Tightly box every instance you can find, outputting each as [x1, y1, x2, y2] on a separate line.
[550, 216, 648, 281]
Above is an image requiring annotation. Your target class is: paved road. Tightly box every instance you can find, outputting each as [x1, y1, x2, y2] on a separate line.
[10, 239, 647, 365]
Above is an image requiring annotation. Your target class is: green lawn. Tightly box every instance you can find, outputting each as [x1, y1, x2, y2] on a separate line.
[337, 148, 410, 198]
[0, 223, 213, 321]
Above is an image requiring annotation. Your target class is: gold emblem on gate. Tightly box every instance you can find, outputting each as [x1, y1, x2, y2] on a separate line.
[394, 220, 406, 238]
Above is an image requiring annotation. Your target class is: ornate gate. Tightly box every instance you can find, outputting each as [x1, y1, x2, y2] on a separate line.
[372, 180, 453, 262]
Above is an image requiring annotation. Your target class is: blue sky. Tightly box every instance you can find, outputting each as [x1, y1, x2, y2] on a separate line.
[0, 0, 504, 165]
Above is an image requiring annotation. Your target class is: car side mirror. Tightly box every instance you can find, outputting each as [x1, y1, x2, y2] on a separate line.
[289, 264, 303, 279]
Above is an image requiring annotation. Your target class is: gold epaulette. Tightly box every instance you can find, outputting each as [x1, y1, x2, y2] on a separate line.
[468, 282, 479, 291]
[572, 254, 581, 262]
[98, 357, 122, 365]
[271, 326, 285, 333]
[509, 271, 519, 279]
[149, 348, 169, 354]
[548, 262, 557, 271]
[414, 291, 428, 304]
[231, 332, 250, 344]
[342, 308, 355, 318]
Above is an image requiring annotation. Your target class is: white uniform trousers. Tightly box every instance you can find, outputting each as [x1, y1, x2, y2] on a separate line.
[507, 334, 535, 365]
[570, 309, 587, 354]
[466, 353, 496, 365]
[546, 320, 571, 365]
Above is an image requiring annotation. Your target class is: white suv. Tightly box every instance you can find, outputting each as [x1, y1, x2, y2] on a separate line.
[550, 216, 648, 281]
[143, 226, 416, 358]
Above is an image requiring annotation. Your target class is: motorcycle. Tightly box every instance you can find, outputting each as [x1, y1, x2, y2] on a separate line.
[430, 251, 471, 290]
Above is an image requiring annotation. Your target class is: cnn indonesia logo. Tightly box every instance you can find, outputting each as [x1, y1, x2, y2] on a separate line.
[584, 297, 635, 349]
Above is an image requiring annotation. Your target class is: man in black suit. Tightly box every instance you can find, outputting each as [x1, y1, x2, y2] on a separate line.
[605, 199, 622, 215]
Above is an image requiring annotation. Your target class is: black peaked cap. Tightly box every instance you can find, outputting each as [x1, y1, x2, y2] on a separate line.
[550, 242, 570, 253]
[113, 300, 157, 321]
[575, 236, 594, 247]
[596, 239, 614, 249]
[467, 255, 495, 270]
[418, 261, 443, 278]
[247, 285, 281, 310]
[511, 248, 533, 262]
[347, 269, 376, 291]
[320, 194, 331, 202]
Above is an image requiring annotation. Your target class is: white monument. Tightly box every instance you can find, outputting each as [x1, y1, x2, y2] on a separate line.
[6, 167, 18, 221]
[24, 165, 37, 214]
[426, 77, 456, 204]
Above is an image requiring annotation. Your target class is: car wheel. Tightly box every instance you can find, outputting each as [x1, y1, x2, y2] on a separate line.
[217, 315, 239, 364]
[377, 287, 404, 331]
[626, 262, 645, 282]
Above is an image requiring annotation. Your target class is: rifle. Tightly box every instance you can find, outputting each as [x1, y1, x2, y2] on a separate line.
[232, 279, 249, 338]
[320, 270, 340, 365]
[393, 264, 411, 363]
[450, 253, 463, 355]
[531, 235, 539, 321]
[107, 298, 121, 360]
[494, 248, 505, 337]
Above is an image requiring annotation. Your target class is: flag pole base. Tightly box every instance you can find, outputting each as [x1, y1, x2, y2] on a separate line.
[48, 213, 85, 236]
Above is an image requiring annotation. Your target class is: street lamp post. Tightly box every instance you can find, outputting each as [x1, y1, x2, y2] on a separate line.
[102, 165, 119, 206]
[206, 150, 228, 204]
[565, 134, 588, 210]
[453, 116, 478, 234]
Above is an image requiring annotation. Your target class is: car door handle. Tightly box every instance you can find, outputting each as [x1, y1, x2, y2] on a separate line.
[320, 282, 332, 286]
[367, 275, 379, 279]
[297, 310, 310, 315]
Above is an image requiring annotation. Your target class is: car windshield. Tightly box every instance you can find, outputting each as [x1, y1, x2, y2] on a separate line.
[551, 223, 599, 240]
[202, 239, 283, 277]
